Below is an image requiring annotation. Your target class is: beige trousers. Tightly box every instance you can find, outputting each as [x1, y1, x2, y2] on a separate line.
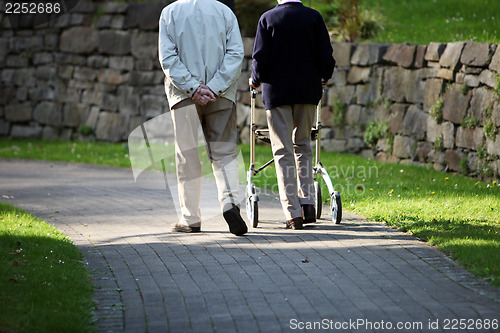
[171, 98, 239, 227]
[266, 104, 316, 220]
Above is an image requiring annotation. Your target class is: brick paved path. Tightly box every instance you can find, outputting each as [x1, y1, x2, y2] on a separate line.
[1, 159, 499, 333]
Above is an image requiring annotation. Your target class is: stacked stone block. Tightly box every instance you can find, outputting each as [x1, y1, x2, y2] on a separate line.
[0, 0, 172, 142]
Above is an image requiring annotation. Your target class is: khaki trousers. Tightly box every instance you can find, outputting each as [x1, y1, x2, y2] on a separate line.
[171, 98, 239, 227]
[266, 104, 316, 220]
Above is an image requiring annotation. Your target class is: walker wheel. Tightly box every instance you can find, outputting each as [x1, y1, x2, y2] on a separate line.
[246, 184, 259, 228]
[330, 191, 342, 224]
[251, 199, 258, 228]
[314, 181, 322, 219]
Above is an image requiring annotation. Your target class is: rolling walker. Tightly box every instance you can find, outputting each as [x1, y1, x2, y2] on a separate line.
[246, 87, 342, 228]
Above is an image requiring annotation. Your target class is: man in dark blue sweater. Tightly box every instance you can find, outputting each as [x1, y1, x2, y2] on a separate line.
[250, 0, 335, 230]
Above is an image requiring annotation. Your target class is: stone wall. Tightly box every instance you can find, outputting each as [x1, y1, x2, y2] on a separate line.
[0, 0, 173, 142]
[1, 1, 499, 179]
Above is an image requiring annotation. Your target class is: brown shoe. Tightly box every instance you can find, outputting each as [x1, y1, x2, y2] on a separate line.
[302, 204, 316, 224]
[172, 223, 201, 233]
[286, 217, 304, 230]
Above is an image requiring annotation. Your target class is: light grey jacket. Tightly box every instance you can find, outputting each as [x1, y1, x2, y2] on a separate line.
[158, 0, 244, 107]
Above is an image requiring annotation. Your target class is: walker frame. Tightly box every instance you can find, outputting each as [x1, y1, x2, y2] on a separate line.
[246, 87, 342, 228]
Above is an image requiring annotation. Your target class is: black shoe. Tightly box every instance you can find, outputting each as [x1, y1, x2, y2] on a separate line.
[172, 223, 201, 233]
[223, 204, 248, 236]
[302, 204, 316, 224]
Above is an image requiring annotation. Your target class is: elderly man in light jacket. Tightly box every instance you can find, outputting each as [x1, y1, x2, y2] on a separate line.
[159, 0, 247, 235]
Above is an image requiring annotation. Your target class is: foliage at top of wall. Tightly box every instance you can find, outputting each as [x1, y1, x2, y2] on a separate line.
[234, 0, 384, 40]
[234, 0, 275, 37]
[314, 0, 383, 42]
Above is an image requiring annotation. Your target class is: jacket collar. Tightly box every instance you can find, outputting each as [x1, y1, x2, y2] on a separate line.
[278, 0, 303, 5]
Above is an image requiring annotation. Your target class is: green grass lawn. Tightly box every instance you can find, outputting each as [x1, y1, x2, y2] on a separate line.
[362, 0, 500, 44]
[307, 0, 500, 44]
[1, 138, 499, 287]
[0, 202, 95, 333]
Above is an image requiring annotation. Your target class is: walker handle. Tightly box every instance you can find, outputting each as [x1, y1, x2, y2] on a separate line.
[249, 78, 259, 97]
[251, 88, 258, 99]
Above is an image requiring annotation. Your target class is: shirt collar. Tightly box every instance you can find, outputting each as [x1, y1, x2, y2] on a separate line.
[280, 0, 302, 4]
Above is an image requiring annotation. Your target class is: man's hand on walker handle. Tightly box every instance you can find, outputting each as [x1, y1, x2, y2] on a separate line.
[249, 77, 260, 89]
[192, 84, 216, 106]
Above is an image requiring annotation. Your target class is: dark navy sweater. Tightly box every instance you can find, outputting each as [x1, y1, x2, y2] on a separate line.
[251, 2, 335, 109]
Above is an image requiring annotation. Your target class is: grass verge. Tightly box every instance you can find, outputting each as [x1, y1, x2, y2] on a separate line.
[0, 139, 131, 167]
[0, 202, 95, 333]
